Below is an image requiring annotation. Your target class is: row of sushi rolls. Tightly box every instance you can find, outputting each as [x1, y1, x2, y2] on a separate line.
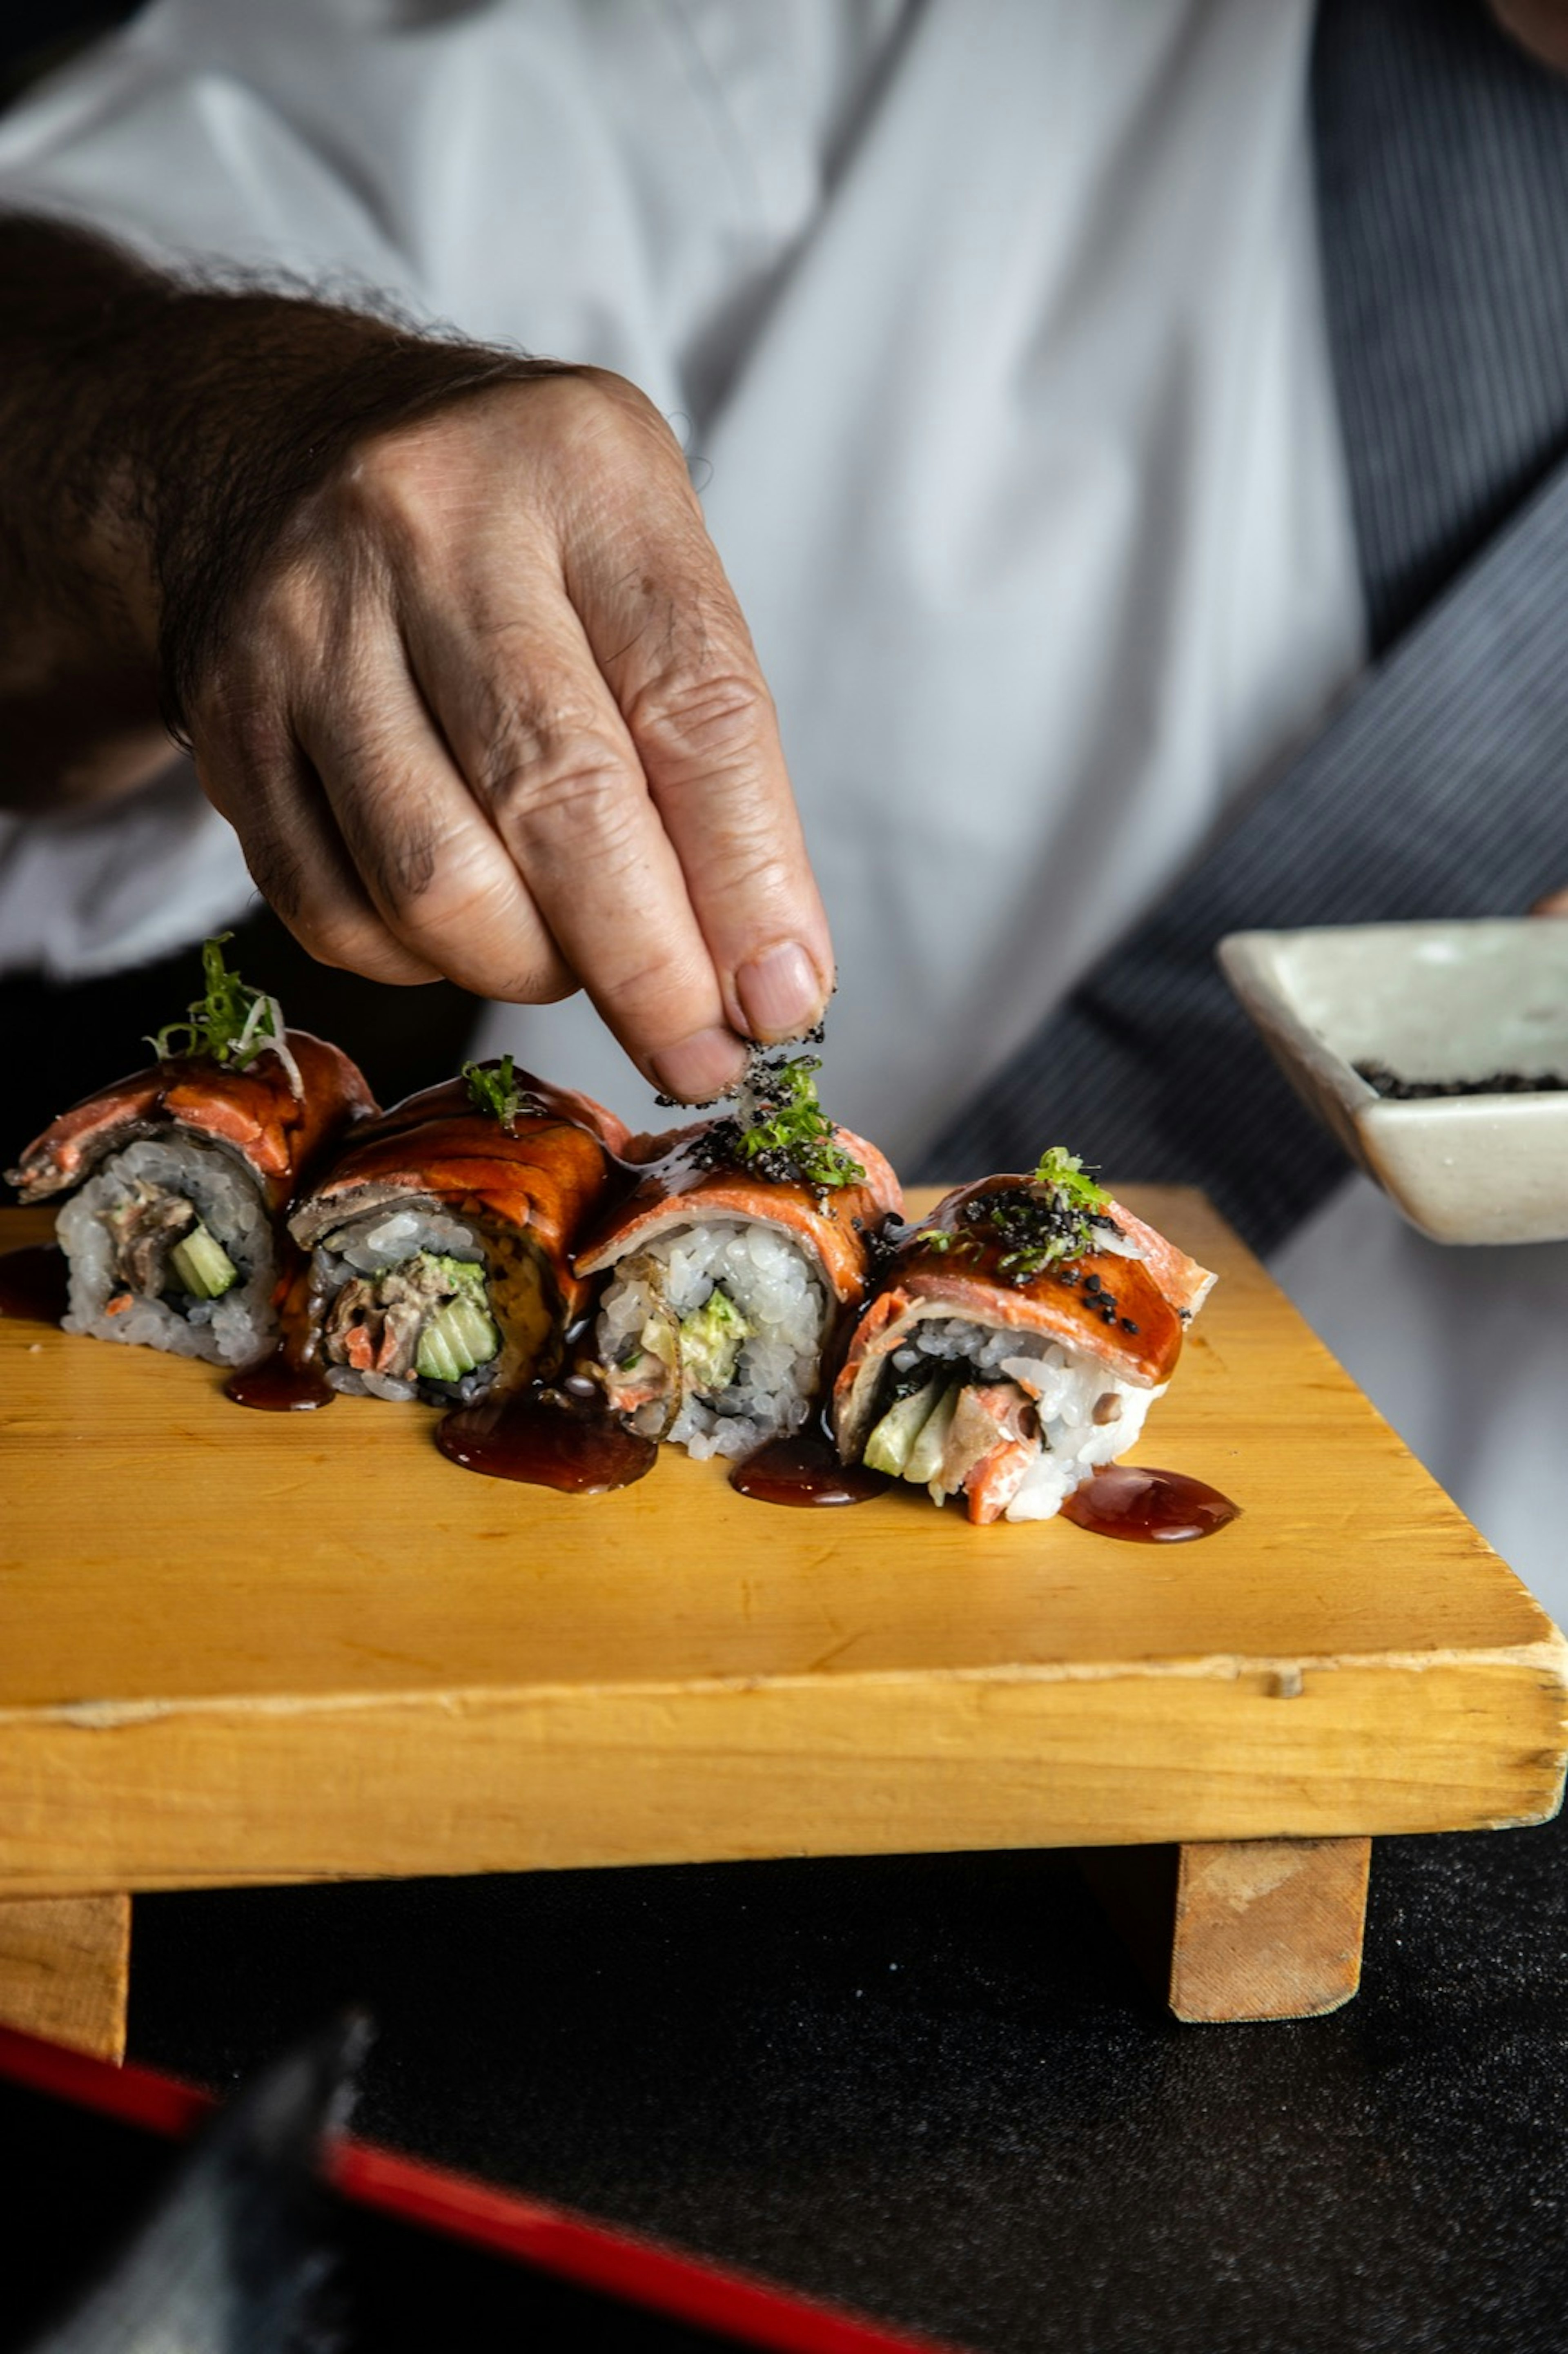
[6, 938, 1216, 1523]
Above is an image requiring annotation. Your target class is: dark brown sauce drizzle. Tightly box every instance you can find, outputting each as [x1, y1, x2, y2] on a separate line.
[0, 1242, 69, 1325]
[729, 1432, 890, 1507]
[223, 1351, 335, 1412]
[437, 1391, 657, 1494]
[224, 1271, 335, 1411]
[1061, 1465, 1239, 1543]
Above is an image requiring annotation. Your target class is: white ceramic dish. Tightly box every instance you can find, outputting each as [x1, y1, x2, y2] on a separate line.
[1219, 921, 1568, 1245]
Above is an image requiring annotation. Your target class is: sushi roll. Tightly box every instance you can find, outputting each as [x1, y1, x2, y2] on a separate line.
[832, 1149, 1215, 1524]
[288, 1057, 626, 1406]
[577, 1055, 902, 1460]
[4, 936, 374, 1368]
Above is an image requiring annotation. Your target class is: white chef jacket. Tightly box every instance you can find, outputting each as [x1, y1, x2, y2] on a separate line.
[4, 1, 1562, 1618]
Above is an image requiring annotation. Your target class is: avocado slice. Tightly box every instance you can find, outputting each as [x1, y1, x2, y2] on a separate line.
[677, 1285, 753, 1397]
[863, 1378, 944, 1476]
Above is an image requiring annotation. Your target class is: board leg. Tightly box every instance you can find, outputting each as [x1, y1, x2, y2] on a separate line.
[1169, 1837, 1371, 2022]
[1081, 1837, 1371, 2023]
[0, 1894, 130, 2062]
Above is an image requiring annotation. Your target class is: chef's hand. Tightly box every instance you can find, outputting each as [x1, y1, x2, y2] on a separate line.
[0, 221, 831, 1103]
[1531, 889, 1568, 914]
[194, 372, 831, 1102]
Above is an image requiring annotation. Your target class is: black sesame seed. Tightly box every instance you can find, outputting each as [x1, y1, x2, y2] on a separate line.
[1120, 1317, 1138, 1333]
[1084, 1275, 1102, 1294]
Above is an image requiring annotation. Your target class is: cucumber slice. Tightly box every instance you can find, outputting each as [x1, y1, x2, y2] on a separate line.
[902, 1381, 962, 1487]
[416, 1292, 501, 1383]
[863, 1378, 943, 1476]
[446, 1295, 501, 1366]
[168, 1222, 238, 1301]
[416, 1324, 463, 1383]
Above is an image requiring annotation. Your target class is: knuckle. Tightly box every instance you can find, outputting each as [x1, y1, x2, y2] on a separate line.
[538, 368, 683, 488]
[628, 661, 770, 771]
[323, 427, 467, 575]
[392, 835, 508, 937]
[249, 550, 323, 636]
[354, 825, 562, 1004]
[336, 422, 439, 528]
[554, 366, 658, 439]
[479, 722, 638, 838]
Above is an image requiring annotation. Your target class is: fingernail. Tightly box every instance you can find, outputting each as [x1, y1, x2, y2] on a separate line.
[735, 941, 823, 1040]
[650, 1025, 749, 1104]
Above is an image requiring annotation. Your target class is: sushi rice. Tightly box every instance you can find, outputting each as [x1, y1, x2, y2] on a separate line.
[56, 1135, 277, 1367]
[597, 1218, 827, 1459]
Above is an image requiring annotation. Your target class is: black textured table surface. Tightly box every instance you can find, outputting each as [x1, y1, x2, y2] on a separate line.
[125, 1807, 1568, 2354]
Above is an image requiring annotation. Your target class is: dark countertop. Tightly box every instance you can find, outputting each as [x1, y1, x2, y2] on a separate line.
[126, 1803, 1568, 2354]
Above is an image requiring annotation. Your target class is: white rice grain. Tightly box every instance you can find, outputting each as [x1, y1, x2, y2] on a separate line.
[58, 1135, 276, 1367]
[597, 1217, 827, 1458]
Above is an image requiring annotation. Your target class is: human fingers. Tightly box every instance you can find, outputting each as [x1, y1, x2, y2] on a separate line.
[557, 382, 833, 1045]
[293, 630, 576, 1005]
[405, 566, 749, 1102]
[192, 690, 442, 986]
[1529, 887, 1568, 915]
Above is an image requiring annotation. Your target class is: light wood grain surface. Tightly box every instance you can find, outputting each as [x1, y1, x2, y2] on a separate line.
[0, 1895, 129, 2059]
[2, 1189, 1564, 1897]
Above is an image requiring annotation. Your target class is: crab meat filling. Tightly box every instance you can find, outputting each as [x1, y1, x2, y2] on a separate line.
[322, 1251, 500, 1386]
[859, 1318, 1156, 1524]
[105, 1180, 238, 1305]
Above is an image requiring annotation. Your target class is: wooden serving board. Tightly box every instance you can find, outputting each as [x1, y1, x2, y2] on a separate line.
[2, 1184, 1563, 1918]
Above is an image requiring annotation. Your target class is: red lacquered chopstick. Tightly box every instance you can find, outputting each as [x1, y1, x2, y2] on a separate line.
[0, 2023, 960, 2354]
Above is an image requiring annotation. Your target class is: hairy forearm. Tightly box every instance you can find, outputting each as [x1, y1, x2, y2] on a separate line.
[0, 215, 550, 810]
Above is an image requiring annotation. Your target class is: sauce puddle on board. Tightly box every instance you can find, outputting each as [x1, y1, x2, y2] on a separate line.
[0, 1242, 69, 1325]
[224, 1351, 336, 1412]
[1061, 1465, 1238, 1543]
[729, 1432, 891, 1508]
[437, 1391, 657, 1494]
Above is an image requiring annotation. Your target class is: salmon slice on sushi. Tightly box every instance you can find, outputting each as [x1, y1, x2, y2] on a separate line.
[4, 936, 374, 1367]
[832, 1149, 1215, 1524]
[578, 1055, 902, 1460]
[287, 1057, 626, 1406]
